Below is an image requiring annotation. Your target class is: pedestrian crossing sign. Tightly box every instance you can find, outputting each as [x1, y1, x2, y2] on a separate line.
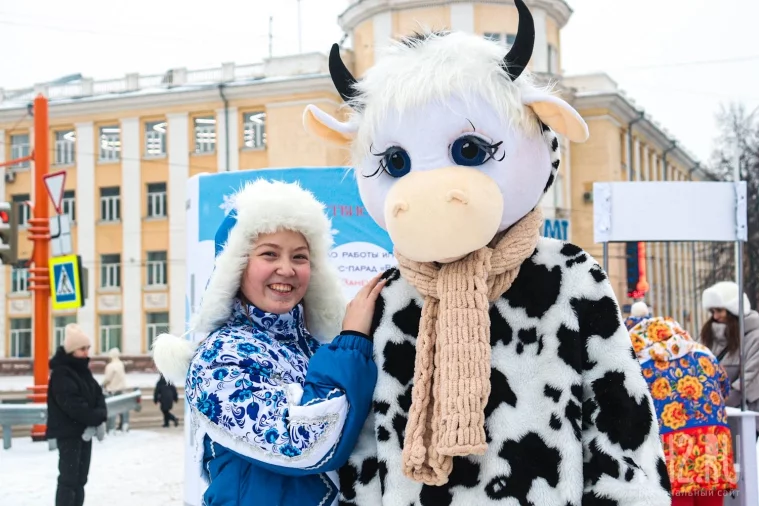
[49, 255, 84, 310]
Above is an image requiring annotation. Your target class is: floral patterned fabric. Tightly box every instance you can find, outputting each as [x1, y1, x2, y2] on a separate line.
[186, 299, 347, 467]
[630, 317, 737, 494]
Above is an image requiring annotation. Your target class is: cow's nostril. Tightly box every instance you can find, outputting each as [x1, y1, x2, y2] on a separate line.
[392, 201, 409, 217]
[445, 189, 469, 205]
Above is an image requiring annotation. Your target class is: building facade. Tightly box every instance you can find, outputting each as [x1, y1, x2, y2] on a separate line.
[0, 0, 706, 360]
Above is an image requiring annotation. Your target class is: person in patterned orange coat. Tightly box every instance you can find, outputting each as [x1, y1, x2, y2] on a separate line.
[626, 313, 737, 506]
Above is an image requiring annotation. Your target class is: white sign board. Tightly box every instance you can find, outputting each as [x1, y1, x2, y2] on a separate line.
[50, 214, 73, 256]
[43, 170, 66, 215]
[594, 181, 747, 243]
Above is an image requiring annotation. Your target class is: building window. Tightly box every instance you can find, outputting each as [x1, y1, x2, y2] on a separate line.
[243, 112, 267, 149]
[100, 314, 122, 353]
[547, 44, 559, 74]
[146, 312, 170, 350]
[10, 134, 30, 169]
[194, 116, 216, 154]
[145, 120, 167, 157]
[11, 194, 31, 227]
[55, 130, 76, 166]
[100, 187, 121, 222]
[54, 315, 77, 350]
[99, 125, 121, 162]
[100, 254, 121, 289]
[11, 261, 29, 293]
[147, 182, 167, 218]
[484, 33, 516, 46]
[62, 190, 76, 223]
[146, 251, 167, 286]
[10, 318, 32, 358]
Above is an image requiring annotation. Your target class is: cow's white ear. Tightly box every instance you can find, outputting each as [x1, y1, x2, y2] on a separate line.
[522, 92, 589, 143]
[303, 104, 357, 146]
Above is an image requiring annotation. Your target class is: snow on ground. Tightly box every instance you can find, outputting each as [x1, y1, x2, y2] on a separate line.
[0, 429, 184, 506]
[0, 372, 161, 393]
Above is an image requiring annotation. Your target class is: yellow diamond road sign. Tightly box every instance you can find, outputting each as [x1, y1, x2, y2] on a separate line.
[49, 255, 84, 310]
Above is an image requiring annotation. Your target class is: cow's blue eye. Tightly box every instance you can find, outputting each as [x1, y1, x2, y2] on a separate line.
[450, 135, 489, 166]
[383, 147, 411, 177]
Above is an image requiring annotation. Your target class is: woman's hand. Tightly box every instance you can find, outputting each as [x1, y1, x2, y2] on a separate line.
[342, 273, 388, 336]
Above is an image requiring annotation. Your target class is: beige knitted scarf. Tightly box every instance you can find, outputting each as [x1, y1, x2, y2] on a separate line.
[394, 207, 543, 486]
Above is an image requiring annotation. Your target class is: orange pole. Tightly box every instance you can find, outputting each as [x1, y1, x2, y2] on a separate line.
[636, 242, 650, 294]
[26, 94, 51, 441]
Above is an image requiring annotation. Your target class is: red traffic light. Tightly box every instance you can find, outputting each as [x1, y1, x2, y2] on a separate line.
[0, 210, 9, 224]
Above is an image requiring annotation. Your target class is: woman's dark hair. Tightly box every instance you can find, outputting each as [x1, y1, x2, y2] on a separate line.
[700, 312, 741, 355]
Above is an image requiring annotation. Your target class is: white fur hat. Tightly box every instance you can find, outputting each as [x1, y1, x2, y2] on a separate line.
[702, 281, 752, 317]
[152, 178, 346, 384]
[630, 301, 650, 318]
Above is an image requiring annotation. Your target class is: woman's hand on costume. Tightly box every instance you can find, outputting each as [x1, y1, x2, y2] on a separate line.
[342, 273, 388, 335]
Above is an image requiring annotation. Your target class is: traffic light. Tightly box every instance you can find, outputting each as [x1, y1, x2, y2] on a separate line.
[0, 201, 18, 265]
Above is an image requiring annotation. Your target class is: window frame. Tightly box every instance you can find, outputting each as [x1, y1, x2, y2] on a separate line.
[146, 251, 167, 286]
[144, 120, 167, 158]
[54, 129, 76, 166]
[193, 116, 216, 155]
[99, 125, 122, 163]
[99, 313, 123, 353]
[100, 253, 121, 289]
[242, 111, 267, 150]
[146, 182, 167, 218]
[10, 318, 32, 358]
[99, 187, 121, 222]
[9, 133, 31, 169]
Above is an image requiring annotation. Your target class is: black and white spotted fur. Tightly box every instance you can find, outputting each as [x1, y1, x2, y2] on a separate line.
[338, 239, 671, 506]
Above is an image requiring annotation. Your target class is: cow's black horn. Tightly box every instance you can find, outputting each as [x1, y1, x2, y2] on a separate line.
[501, 0, 535, 81]
[329, 43, 359, 103]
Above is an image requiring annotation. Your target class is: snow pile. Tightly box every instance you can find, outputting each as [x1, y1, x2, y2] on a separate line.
[0, 429, 184, 506]
[0, 373, 162, 393]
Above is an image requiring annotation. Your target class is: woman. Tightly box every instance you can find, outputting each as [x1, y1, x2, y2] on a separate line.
[628, 316, 737, 505]
[102, 347, 128, 430]
[153, 179, 383, 506]
[700, 281, 759, 410]
[154, 374, 179, 427]
[46, 324, 108, 506]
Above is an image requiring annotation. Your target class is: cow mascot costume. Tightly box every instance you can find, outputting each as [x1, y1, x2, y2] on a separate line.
[303, 1, 671, 504]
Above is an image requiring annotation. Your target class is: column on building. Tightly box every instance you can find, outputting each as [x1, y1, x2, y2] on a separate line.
[0, 128, 5, 358]
[373, 11, 392, 58]
[167, 113, 189, 334]
[215, 106, 239, 172]
[450, 3, 475, 33]
[531, 8, 549, 73]
[75, 122, 96, 342]
[121, 118, 141, 355]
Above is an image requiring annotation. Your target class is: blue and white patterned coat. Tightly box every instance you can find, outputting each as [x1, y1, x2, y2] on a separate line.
[186, 299, 377, 506]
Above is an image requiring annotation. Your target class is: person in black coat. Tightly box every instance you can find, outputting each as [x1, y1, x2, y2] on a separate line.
[154, 375, 179, 427]
[46, 324, 107, 506]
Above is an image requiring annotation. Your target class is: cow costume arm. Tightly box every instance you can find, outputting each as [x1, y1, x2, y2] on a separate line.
[579, 266, 672, 505]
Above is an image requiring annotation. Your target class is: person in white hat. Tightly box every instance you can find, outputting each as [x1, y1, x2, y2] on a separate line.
[700, 281, 759, 410]
[46, 323, 107, 506]
[152, 179, 383, 506]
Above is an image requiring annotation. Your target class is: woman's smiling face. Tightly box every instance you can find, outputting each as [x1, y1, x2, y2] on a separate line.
[240, 230, 311, 314]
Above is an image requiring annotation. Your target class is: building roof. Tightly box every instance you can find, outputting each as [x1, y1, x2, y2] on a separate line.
[562, 73, 708, 178]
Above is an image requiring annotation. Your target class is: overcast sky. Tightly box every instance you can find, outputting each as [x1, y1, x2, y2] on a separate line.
[0, 0, 757, 164]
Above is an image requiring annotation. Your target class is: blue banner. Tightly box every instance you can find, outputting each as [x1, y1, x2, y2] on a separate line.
[194, 167, 395, 299]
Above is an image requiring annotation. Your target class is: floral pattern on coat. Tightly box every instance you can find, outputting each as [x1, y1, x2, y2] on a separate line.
[186, 300, 339, 462]
[631, 317, 737, 494]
